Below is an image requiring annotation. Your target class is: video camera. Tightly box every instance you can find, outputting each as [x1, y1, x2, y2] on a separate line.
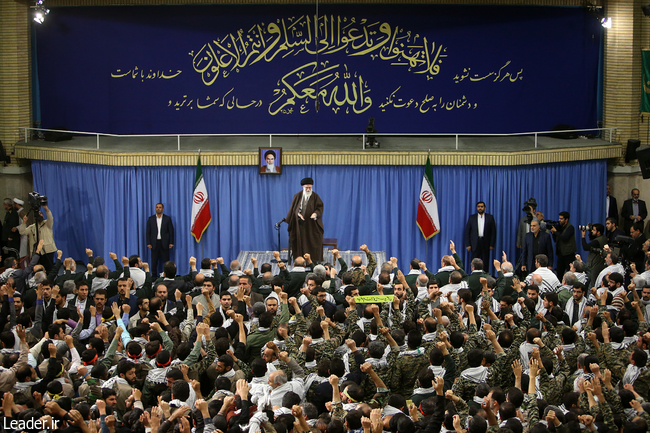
[544, 219, 561, 230]
[28, 191, 47, 210]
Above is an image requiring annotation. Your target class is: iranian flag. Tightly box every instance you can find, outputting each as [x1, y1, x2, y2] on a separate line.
[416, 156, 440, 240]
[191, 155, 211, 242]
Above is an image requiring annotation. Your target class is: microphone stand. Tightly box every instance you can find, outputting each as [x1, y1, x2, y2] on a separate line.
[273, 219, 288, 264]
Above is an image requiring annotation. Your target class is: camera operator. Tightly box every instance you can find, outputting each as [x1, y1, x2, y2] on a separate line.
[550, 211, 576, 279]
[606, 217, 625, 244]
[18, 203, 56, 273]
[580, 223, 607, 286]
[516, 199, 538, 249]
[622, 221, 646, 272]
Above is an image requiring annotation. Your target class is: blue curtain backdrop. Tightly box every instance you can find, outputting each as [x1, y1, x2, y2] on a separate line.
[32, 160, 606, 273]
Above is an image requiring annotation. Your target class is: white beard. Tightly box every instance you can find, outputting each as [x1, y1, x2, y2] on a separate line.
[303, 190, 312, 200]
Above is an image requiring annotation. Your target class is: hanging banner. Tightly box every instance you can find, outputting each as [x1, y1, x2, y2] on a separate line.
[35, 5, 601, 134]
[642, 49, 650, 115]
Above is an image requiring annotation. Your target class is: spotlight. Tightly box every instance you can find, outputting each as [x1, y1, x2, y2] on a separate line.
[643, 4, 650, 17]
[601, 17, 612, 28]
[33, 0, 49, 24]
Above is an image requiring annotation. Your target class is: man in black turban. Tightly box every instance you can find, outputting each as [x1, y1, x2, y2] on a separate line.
[286, 178, 324, 262]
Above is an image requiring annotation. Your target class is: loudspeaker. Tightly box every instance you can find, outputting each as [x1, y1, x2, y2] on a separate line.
[636, 145, 650, 179]
[43, 127, 73, 142]
[626, 139, 641, 163]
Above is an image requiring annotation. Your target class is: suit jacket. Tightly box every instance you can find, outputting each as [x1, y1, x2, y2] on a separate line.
[607, 195, 618, 221]
[66, 296, 93, 321]
[621, 199, 648, 233]
[465, 213, 497, 251]
[146, 214, 174, 248]
[517, 215, 539, 248]
[552, 223, 577, 257]
[466, 271, 490, 301]
[624, 234, 648, 271]
[279, 265, 313, 299]
[521, 231, 554, 271]
[2, 209, 19, 243]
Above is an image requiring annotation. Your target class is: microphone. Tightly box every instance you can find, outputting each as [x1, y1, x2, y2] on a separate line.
[275, 218, 286, 228]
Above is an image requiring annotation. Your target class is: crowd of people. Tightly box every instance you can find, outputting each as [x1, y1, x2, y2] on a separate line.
[1, 192, 650, 433]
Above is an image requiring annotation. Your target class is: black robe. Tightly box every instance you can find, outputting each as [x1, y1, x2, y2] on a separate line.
[286, 191, 324, 262]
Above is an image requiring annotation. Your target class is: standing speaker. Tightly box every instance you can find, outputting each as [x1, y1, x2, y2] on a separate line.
[626, 139, 641, 163]
[636, 145, 650, 179]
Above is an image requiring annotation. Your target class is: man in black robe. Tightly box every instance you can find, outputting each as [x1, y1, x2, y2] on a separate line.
[286, 177, 324, 262]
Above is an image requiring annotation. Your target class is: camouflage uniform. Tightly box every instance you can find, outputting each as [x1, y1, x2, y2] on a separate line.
[249, 302, 290, 333]
[304, 294, 321, 323]
[347, 308, 372, 337]
[390, 349, 430, 397]
[331, 387, 389, 420]
[452, 395, 469, 428]
[590, 401, 617, 431]
[540, 320, 562, 351]
[284, 310, 308, 357]
[452, 352, 506, 403]
[360, 345, 399, 399]
[310, 335, 342, 361]
[328, 322, 346, 343]
[523, 393, 540, 427]
[495, 305, 531, 390]
[350, 250, 377, 287]
[417, 296, 440, 320]
[599, 342, 650, 400]
[188, 338, 218, 381]
[380, 288, 415, 330]
[540, 356, 572, 406]
[445, 305, 464, 334]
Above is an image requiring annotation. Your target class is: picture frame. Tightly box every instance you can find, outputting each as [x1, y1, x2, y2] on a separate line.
[259, 147, 282, 175]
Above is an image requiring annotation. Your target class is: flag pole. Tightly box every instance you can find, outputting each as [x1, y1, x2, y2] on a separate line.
[199, 149, 204, 260]
[425, 149, 431, 266]
[416, 149, 440, 265]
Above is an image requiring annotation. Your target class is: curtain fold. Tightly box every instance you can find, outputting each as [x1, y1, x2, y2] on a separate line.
[32, 160, 606, 273]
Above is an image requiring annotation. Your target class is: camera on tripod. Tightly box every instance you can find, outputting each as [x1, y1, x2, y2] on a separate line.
[28, 191, 48, 210]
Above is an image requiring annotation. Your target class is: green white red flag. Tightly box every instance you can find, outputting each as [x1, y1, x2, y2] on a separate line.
[191, 155, 211, 242]
[416, 156, 440, 240]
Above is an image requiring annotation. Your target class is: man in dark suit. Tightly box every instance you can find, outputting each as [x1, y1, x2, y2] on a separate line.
[465, 201, 497, 274]
[624, 222, 647, 272]
[621, 188, 647, 234]
[521, 220, 554, 275]
[146, 203, 174, 278]
[66, 280, 93, 323]
[606, 184, 618, 222]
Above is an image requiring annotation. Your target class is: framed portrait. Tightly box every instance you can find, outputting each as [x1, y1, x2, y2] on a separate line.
[259, 147, 282, 175]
